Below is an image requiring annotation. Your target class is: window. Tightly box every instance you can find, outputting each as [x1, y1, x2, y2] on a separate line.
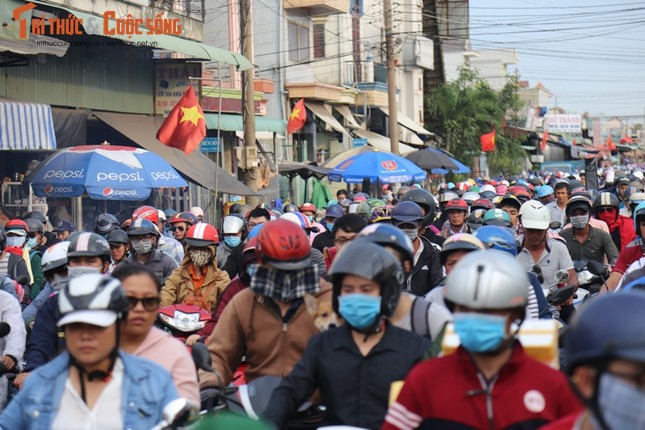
[313, 24, 325, 59]
[288, 21, 310, 62]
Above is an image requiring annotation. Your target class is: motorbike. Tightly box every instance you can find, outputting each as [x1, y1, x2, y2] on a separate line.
[542, 269, 575, 306]
[157, 303, 211, 342]
[572, 260, 609, 308]
[192, 343, 323, 429]
[150, 398, 199, 430]
[0, 322, 17, 411]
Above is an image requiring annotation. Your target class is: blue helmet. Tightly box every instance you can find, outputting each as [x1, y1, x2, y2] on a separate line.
[247, 223, 265, 239]
[633, 201, 645, 234]
[473, 226, 517, 256]
[325, 204, 345, 219]
[537, 185, 554, 198]
[565, 291, 645, 373]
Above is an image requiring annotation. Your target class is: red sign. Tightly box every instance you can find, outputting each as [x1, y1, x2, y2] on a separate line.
[381, 160, 398, 171]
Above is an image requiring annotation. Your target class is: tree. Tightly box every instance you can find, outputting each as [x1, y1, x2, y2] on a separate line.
[426, 67, 526, 176]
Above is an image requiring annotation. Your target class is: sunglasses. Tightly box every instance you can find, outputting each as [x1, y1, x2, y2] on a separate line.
[127, 296, 160, 312]
[532, 265, 544, 284]
[597, 207, 616, 214]
[171, 226, 186, 232]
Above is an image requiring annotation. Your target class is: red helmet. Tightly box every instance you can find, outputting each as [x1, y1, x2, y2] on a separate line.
[256, 219, 311, 270]
[132, 205, 159, 225]
[185, 223, 219, 247]
[170, 212, 198, 226]
[444, 198, 468, 212]
[5, 219, 29, 233]
[299, 203, 316, 213]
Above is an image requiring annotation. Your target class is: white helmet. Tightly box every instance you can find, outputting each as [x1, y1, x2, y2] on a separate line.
[57, 274, 129, 327]
[41, 241, 70, 273]
[519, 200, 550, 230]
[190, 206, 204, 220]
[462, 191, 481, 205]
[633, 171, 644, 181]
[157, 210, 166, 222]
[445, 250, 528, 310]
[222, 215, 245, 234]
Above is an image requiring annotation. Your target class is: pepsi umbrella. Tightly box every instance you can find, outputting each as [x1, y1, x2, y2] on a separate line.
[27, 145, 188, 200]
[328, 151, 427, 184]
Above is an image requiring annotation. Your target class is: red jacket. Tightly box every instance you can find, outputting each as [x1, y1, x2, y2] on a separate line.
[608, 215, 636, 252]
[382, 344, 581, 430]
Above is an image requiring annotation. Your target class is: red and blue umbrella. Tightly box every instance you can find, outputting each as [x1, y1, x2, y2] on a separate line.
[27, 145, 187, 200]
[328, 151, 427, 184]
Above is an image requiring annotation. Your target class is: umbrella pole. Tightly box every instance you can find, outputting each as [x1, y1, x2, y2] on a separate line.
[289, 176, 295, 202]
[73, 197, 83, 231]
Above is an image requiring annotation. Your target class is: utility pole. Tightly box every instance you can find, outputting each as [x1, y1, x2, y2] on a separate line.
[240, 0, 259, 206]
[383, 0, 399, 155]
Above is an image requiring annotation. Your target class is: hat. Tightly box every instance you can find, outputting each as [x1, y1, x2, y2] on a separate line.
[57, 310, 118, 327]
[54, 220, 76, 232]
[6, 229, 27, 237]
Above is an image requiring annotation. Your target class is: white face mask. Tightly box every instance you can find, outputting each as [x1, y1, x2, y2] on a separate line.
[6, 236, 25, 248]
[68, 266, 101, 279]
[570, 214, 589, 229]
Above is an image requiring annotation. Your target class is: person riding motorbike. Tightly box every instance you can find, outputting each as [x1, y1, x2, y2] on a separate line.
[593, 192, 635, 252]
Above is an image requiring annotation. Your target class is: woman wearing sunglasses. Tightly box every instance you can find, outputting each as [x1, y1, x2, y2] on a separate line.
[112, 264, 200, 405]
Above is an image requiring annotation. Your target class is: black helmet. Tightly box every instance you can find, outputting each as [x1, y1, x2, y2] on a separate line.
[400, 188, 437, 227]
[25, 218, 44, 233]
[565, 195, 592, 218]
[282, 203, 299, 214]
[330, 241, 404, 333]
[565, 292, 645, 374]
[466, 209, 486, 231]
[68, 232, 111, 258]
[355, 223, 414, 265]
[127, 218, 159, 237]
[391, 201, 424, 226]
[107, 229, 130, 245]
[25, 211, 47, 224]
[95, 213, 120, 236]
[593, 192, 619, 219]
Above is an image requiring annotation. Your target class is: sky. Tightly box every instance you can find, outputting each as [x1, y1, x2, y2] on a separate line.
[469, 0, 645, 122]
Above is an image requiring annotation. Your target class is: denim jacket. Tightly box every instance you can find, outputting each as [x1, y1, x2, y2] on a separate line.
[0, 351, 178, 430]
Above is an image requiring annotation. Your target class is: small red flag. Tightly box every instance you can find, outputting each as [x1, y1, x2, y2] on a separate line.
[541, 130, 549, 151]
[287, 99, 307, 134]
[606, 135, 617, 153]
[480, 130, 496, 152]
[156, 85, 206, 155]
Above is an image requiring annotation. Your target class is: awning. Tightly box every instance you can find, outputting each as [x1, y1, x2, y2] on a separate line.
[305, 102, 347, 134]
[93, 111, 259, 195]
[205, 114, 286, 134]
[334, 105, 362, 129]
[0, 100, 56, 150]
[353, 129, 416, 155]
[278, 162, 330, 180]
[378, 107, 433, 136]
[0, 34, 68, 57]
[30, 1, 252, 70]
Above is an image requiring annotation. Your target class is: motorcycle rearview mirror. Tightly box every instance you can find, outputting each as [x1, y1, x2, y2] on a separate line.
[549, 221, 561, 230]
[587, 260, 607, 277]
[555, 269, 570, 283]
[548, 285, 575, 305]
[191, 342, 214, 372]
[157, 398, 197, 430]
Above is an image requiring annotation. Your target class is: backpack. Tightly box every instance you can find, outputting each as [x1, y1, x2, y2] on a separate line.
[410, 296, 431, 338]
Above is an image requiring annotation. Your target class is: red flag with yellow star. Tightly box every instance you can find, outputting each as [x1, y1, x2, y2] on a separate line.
[287, 99, 307, 134]
[156, 85, 206, 154]
[480, 129, 496, 152]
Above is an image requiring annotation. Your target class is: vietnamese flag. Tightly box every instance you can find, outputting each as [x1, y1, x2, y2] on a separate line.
[541, 130, 549, 151]
[480, 129, 496, 152]
[606, 135, 617, 153]
[287, 99, 307, 134]
[156, 85, 206, 155]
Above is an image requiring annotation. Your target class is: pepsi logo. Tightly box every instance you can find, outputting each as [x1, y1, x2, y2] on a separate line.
[103, 187, 114, 197]
[381, 160, 398, 171]
[44, 184, 54, 195]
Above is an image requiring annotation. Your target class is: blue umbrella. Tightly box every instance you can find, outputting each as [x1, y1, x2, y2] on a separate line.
[328, 151, 427, 184]
[28, 145, 187, 200]
[429, 148, 471, 174]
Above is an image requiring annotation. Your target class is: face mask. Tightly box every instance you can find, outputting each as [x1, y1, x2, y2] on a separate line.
[50, 273, 68, 291]
[306, 215, 314, 223]
[597, 372, 645, 429]
[224, 236, 241, 248]
[570, 214, 589, 229]
[189, 249, 212, 267]
[326, 222, 334, 232]
[246, 263, 259, 278]
[6, 236, 25, 248]
[401, 228, 418, 242]
[68, 266, 101, 279]
[27, 237, 38, 249]
[598, 211, 617, 227]
[453, 312, 508, 353]
[338, 294, 382, 330]
[132, 239, 153, 255]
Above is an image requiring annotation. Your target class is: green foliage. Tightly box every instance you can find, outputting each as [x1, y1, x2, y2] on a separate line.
[426, 67, 526, 176]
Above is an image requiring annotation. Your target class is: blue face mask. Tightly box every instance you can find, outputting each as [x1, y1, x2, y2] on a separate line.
[453, 312, 508, 353]
[224, 236, 241, 248]
[306, 215, 314, 223]
[326, 222, 334, 232]
[338, 294, 382, 330]
[6, 236, 25, 248]
[246, 263, 259, 278]
[27, 237, 38, 249]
